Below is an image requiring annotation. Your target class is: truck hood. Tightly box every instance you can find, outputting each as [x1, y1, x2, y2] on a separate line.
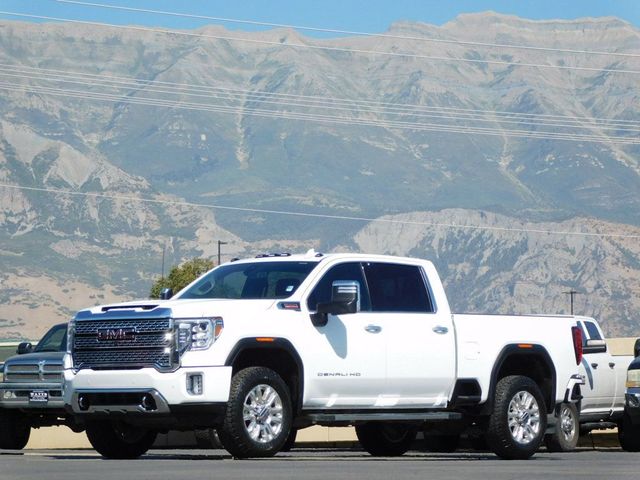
[78, 298, 279, 319]
[3, 351, 65, 367]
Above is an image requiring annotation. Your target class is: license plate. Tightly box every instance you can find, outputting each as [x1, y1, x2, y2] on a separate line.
[29, 390, 49, 403]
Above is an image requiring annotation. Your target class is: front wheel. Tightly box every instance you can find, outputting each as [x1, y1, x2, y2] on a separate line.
[618, 412, 640, 452]
[544, 403, 579, 452]
[0, 409, 31, 450]
[218, 367, 293, 458]
[86, 420, 157, 459]
[355, 423, 417, 456]
[485, 375, 547, 460]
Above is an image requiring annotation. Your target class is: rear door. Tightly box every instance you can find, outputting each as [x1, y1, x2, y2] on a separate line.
[362, 261, 456, 408]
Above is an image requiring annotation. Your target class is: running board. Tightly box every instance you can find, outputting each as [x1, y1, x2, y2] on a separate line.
[306, 411, 462, 426]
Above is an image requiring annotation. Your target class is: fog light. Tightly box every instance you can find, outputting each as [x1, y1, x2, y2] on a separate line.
[78, 394, 90, 411]
[187, 373, 203, 396]
[3, 391, 16, 400]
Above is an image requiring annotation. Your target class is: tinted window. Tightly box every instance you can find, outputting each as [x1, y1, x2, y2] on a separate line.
[34, 324, 67, 352]
[584, 321, 602, 341]
[307, 262, 370, 311]
[179, 261, 316, 299]
[363, 263, 433, 313]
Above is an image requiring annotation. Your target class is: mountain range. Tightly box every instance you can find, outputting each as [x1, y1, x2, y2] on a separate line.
[0, 13, 638, 339]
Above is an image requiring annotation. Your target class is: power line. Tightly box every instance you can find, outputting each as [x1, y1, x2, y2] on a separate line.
[57, 0, 640, 60]
[4, 67, 640, 135]
[2, 182, 640, 239]
[3, 81, 638, 144]
[2, 11, 640, 75]
[2, 62, 638, 128]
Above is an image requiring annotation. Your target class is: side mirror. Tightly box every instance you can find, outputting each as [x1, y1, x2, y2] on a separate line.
[583, 338, 607, 354]
[634, 338, 640, 358]
[310, 280, 360, 327]
[160, 288, 174, 300]
[17, 342, 33, 355]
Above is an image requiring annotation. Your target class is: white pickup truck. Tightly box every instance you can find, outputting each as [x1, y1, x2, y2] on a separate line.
[63, 251, 585, 460]
[542, 318, 636, 451]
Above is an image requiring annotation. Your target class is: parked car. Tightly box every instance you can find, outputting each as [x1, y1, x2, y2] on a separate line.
[620, 340, 640, 451]
[0, 323, 82, 450]
[543, 317, 635, 451]
[64, 251, 584, 460]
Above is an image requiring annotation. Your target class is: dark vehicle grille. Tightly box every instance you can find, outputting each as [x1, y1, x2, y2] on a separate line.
[4, 362, 64, 383]
[72, 315, 174, 371]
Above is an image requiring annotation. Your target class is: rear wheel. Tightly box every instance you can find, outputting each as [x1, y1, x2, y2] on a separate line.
[356, 423, 417, 456]
[86, 420, 157, 459]
[618, 412, 640, 452]
[218, 367, 293, 458]
[0, 409, 31, 450]
[544, 403, 579, 452]
[485, 375, 547, 460]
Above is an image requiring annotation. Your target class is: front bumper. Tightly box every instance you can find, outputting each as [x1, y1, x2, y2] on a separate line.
[626, 388, 640, 424]
[64, 365, 232, 414]
[0, 383, 65, 409]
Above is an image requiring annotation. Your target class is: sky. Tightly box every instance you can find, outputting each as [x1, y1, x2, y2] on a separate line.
[0, 0, 638, 35]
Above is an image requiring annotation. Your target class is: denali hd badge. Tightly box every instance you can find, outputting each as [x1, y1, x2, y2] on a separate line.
[97, 327, 136, 342]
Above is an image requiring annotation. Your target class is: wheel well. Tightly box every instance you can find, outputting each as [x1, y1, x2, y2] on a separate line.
[227, 342, 303, 415]
[488, 346, 556, 414]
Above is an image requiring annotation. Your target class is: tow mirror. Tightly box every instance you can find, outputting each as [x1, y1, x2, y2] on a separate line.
[583, 339, 607, 355]
[160, 288, 174, 300]
[17, 342, 33, 355]
[634, 338, 640, 358]
[310, 280, 360, 327]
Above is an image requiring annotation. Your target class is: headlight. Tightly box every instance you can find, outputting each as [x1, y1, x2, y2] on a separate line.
[176, 317, 223, 353]
[627, 369, 640, 388]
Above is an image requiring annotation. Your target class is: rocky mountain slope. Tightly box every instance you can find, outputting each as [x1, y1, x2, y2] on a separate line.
[0, 13, 639, 339]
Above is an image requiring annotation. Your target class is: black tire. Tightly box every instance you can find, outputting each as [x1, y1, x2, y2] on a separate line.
[485, 375, 547, 460]
[618, 412, 640, 452]
[218, 367, 292, 458]
[544, 403, 579, 452]
[86, 420, 157, 459]
[280, 427, 298, 452]
[0, 409, 31, 450]
[355, 423, 417, 456]
[423, 433, 460, 453]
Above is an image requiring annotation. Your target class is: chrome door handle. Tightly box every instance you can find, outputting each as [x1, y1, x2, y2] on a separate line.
[433, 326, 449, 334]
[365, 324, 382, 334]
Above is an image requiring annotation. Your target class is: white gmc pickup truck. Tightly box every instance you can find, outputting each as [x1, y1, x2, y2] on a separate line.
[63, 251, 584, 460]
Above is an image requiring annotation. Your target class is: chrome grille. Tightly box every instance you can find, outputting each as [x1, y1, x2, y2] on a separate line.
[72, 312, 174, 371]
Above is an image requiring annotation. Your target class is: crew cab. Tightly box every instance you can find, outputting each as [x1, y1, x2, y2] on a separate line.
[64, 251, 584, 460]
[0, 323, 81, 449]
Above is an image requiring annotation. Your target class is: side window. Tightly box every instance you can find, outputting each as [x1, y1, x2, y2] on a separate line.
[584, 321, 602, 341]
[363, 262, 433, 313]
[307, 262, 370, 312]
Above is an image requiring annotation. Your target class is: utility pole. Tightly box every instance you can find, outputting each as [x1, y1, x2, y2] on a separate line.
[563, 290, 581, 315]
[217, 240, 228, 266]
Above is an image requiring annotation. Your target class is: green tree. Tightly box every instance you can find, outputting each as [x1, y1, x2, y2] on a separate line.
[150, 257, 215, 299]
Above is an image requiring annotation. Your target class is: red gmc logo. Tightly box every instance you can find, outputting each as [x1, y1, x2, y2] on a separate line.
[97, 327, 136, 342]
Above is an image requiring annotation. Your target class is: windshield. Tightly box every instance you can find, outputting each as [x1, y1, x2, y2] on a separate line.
[178, 261, 317, 300]
[34, 324, 67, 352]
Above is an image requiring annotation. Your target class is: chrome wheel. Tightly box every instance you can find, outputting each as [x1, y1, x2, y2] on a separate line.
[558, 404, 576, 443]
[242, 384, 284, 443]
[507, 390, 541, 445]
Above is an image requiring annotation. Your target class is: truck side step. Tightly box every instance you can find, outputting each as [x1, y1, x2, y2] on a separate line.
[306, 411, 463, 426]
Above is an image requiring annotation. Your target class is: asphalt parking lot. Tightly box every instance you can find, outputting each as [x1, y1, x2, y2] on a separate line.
[1, 447, 638, 480]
